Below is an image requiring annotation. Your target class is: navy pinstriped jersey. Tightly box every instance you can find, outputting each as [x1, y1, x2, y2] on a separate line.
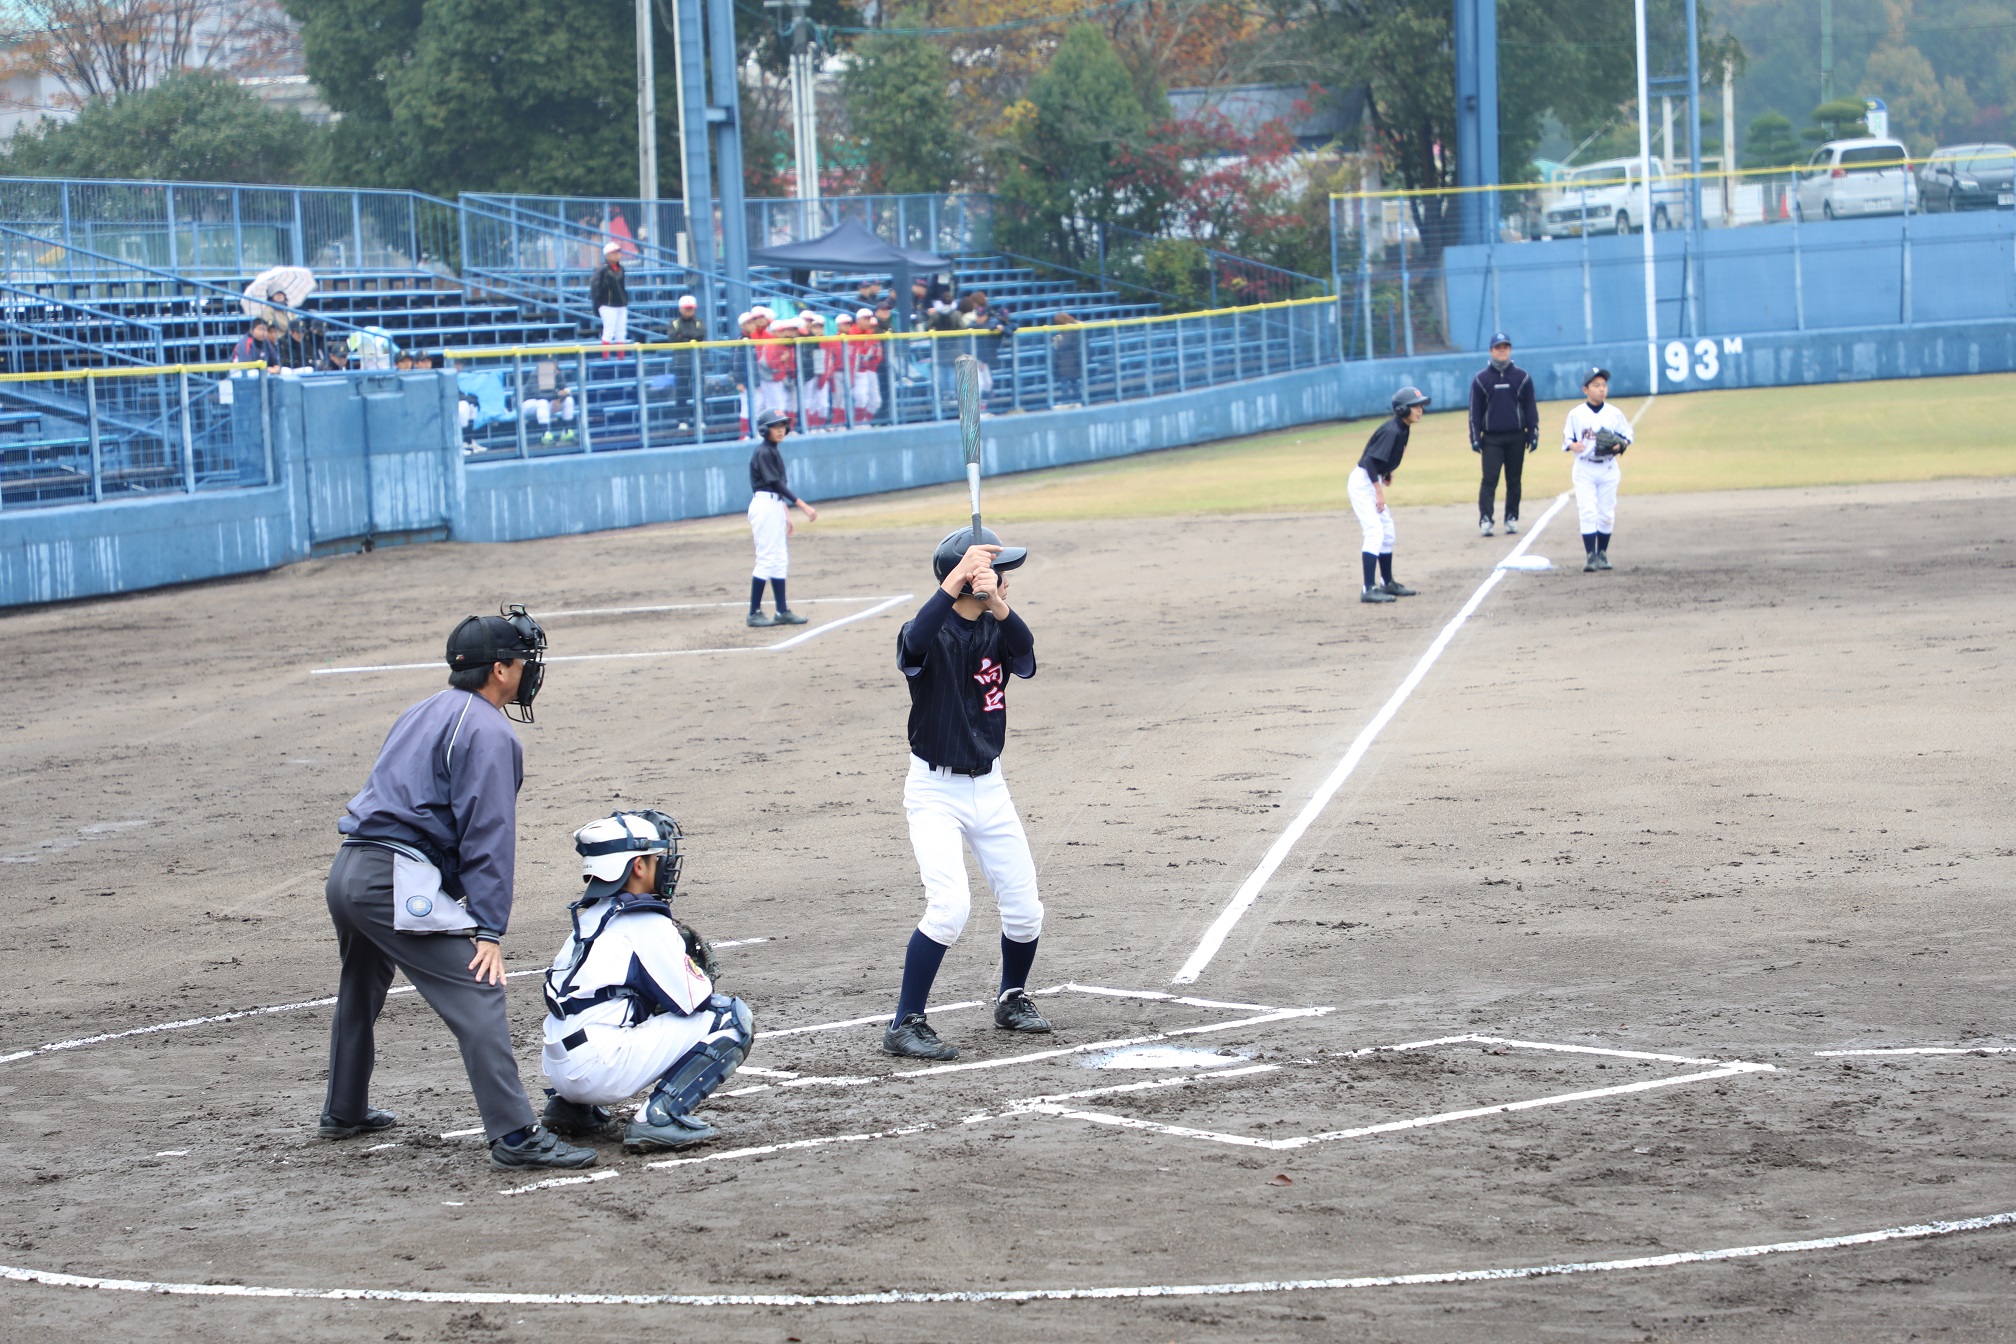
[896, 590, 1036, 772]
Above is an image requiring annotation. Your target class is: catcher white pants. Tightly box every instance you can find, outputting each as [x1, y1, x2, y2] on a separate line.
[850, 371, 882, 423]
[541, 1010, 713, 1106]
[906, 755, 1043, 946]
[1572, 456, 1621, 533]
[1348, 465, 1396, 555]
[598, 305, 629, 345]
[749, 491, 790, 579]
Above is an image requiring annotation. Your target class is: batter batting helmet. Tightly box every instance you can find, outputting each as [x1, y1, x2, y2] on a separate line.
[756, 409, 792, 435]
[933, 525, 1027, 583]
[1390, 386, 1431, 414]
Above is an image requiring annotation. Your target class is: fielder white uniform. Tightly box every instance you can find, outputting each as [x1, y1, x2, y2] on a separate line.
[542, 897, 716, 1106]
[748, 491, 790, 580]
[906, 755, 1043, 945]
[1562, 400, 1632, 535]
[1347, 465, 1396, 557]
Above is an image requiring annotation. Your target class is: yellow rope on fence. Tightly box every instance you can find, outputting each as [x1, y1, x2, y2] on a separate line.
[0, 360, 268, 383]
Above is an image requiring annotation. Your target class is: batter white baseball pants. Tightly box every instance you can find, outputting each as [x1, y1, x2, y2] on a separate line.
[542, 1011, 714, 1107]
[1348, 465, 1396, 555]
[849, 371, 882, 423]
[1571, 456, 1621, 533]
[749, 491, 790, 579]
[906, 755, 1043, 946]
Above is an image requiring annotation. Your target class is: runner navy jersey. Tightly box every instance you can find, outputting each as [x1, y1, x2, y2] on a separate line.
[896, 589, 1036, 771]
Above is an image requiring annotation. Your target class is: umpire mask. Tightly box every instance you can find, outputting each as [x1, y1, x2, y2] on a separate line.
[446, 603, 548, 723]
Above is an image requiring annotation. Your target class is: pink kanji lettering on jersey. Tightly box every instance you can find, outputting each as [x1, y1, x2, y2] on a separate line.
[973, 657, 1005, 712]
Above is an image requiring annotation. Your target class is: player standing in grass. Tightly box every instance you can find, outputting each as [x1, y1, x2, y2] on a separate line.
[1561, 366, 1632, 572]
[1352, 387, 1429, 604]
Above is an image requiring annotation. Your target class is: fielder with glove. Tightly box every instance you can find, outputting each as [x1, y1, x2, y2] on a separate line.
[1561, 367, 1634, 571]
[539, 811, 755, 1153]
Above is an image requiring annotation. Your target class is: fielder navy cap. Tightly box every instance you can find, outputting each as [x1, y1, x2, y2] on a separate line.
[1489, 331, 1512, 347]
[1582, 366, 1611, 386]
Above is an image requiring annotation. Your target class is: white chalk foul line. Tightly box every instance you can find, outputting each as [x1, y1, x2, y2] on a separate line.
[644, 1123, 935, 1169]
[312, 596, 913, 674]
[6, 1210, 2013, 1306]
[1171, 491, 1571, 985]
[1816, 1046, 2016, 1057]
[499, 1169, 617, 1196]
[539, 596, 897, 619]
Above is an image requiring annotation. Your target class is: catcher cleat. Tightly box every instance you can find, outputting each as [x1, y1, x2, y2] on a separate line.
[1479, 517, 1494, 536]
[746, 611, 775, 628]
[771, 608, 809, 625]
[882, 1012, 959, 1060]
[1380, 580, 1417, 597]
[1583, 554, 1600, 572]
[540, 1091, 614, 1139]
[1361, 587, 1397, 604]
[489, 1125, 597, 1170]
[624, 1092, 718, 1153]
[318, 1107, 396, 1139]
[1593, 552, 1613, 570]
[1504, 518, 1519, 534]
[994, 988, 1053, 1033]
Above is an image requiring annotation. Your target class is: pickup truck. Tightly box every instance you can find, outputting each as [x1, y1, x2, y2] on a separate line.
[1541, 158, 1691, 237]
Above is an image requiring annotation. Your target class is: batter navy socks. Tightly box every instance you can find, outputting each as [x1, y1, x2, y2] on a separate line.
[1582, 533, 1598, 555]
[1361, 552, 1380, 590]
[1596, 532, 1611, 554]
[749, 577, 767, 614]
[999, 934, 1039, 997]
[893, 928, 951, 1023]
[1377, 553, 1395, 585]
[771, 578, 789, 611]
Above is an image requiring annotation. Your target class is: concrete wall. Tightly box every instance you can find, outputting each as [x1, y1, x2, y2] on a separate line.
[7, 316, 2016, 607]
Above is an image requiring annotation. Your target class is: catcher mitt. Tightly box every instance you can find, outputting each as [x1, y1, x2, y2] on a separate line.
[676, 920, 720, 981]
[1591, 428, 1629, 459]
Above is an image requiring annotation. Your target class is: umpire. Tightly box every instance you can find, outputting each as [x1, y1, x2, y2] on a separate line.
[1468, 332, 1539, 537]
[320, 606, 595, 1171]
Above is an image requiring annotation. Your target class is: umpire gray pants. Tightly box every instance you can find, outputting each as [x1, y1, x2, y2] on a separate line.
[323, 842, 536, 1140]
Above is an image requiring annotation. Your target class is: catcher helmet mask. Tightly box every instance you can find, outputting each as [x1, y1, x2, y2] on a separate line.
[1390, 385, 1431, 414]
[445, 603, 547, 723]
[933, 525, 1027, 586]
[574, 809, 684, 903]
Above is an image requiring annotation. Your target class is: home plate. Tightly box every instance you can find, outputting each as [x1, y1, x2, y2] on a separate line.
[1497, 555, 1552, 571]
[1085, 1046, 1248, 1070]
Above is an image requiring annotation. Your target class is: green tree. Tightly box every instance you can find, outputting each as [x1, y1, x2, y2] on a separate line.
[841, 31, 967, 194]
[0, 71, 319, 183]
[998, 24, 1156, 261]
[1805, 96, 1870, 142]
[1740, 110, 1804, 167]
[285, 0, 640, 195]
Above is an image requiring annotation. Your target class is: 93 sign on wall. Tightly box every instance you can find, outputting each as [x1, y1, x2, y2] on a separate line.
[1664, 337, 1745, 384]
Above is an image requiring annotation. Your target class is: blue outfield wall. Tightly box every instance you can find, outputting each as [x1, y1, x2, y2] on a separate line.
[6, 316, 2016, 607]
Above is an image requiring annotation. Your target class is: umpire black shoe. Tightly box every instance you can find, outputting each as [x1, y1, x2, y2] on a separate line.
[994, 989, 1053, 1033]
[489, 1124, 597, 1170]
[771, 608, 809, 625]
[746, 611, 774, 627]
[1380, 580, 1417, 597]
[882, 1013, 959, 1061]
[1360, 586, 1397, 604]
[540, 1090, 615, 1139]
[318, 1107, 396, 1139]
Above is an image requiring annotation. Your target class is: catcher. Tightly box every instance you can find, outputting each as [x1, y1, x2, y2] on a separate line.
[539, 811, 754, 1152]
[1560, 367, 1633, 572]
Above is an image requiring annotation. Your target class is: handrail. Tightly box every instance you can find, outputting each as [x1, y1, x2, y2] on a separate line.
[0, 359, 265, 382]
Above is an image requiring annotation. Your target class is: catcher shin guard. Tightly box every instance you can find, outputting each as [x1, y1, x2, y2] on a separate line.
[643, 995, 754, 1120]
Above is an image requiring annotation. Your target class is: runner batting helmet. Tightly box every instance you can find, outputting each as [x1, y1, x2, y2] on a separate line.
[1390, 386, 1431, 414]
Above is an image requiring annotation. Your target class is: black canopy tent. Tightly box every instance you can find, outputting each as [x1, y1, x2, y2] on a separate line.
[747, 219, 949, 332]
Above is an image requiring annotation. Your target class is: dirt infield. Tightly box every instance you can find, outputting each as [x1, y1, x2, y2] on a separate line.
[4, 476, 2015, 1341]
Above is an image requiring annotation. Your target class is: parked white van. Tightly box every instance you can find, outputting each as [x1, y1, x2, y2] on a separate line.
[1795, 138, 1917, 220]
[1541, 158, 1689, 237]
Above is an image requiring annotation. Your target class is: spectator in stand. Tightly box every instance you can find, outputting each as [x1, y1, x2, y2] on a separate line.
[1050, 313, 1084, 406]
[856, 279, 883, 311]
[735, 309, 762, 437]
[848, 308, 884, 427]
[284, 319, 318, 370]
[668, 295, 706, 344]
[322, 340, 351, 373]
[755, 312, 797, 432]
[233, 318, 280, 369]
[807, 314, 845, 430]
[666, 295, 707, 430]
[590, 242, 629, 355]
[395, 350, 416, 371]
[415, 352, 437, 371]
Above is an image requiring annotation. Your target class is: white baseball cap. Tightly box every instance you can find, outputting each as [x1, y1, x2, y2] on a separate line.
[603, 241, 622, 254]
[678, 295, 697, 309]
[855, 307, 875, 321]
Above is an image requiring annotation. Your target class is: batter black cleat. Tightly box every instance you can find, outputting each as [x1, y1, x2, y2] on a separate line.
[746, 611, 775, 628]
[489, 1124, 597, 1171]
[1504, 518, 1519, 535]
[318, 1107, 397, 1139]
[882, 1013, 959, 1060]
[1583, 554, 1600, 572]
[1380, 580, 1417, 597]
[1593, 552, 1613, 570]
[771, 608, 809, 625]
[994, 989, 1053, 1033]
[623, 1110, 718, 1153]
[1360, 587, 1397, 604]
[540, 1090, 615, 1139]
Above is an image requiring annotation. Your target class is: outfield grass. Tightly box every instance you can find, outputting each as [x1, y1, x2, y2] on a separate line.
[815, 373, 2016, 529]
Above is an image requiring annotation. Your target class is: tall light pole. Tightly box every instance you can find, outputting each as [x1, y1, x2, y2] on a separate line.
[767, 0, 821, 231]
[636, 0, 659, 237]
[1634, 0, 1659, 393]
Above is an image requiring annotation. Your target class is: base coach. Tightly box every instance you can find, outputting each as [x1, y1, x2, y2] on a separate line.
[1469, 331, 1539, 537]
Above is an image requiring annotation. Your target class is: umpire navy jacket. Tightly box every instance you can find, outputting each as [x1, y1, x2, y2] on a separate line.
[1468, 360, 1538, 443]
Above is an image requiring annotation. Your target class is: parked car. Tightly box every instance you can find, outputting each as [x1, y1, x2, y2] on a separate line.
[1541, 158, 1688, 238]
[1795, 138, 1917, 220]
[1916, 143, 2016, 211]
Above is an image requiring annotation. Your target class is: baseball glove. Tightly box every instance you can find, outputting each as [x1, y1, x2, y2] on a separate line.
[676, 920, 721, 981]
[1591, 429, 1629, 459]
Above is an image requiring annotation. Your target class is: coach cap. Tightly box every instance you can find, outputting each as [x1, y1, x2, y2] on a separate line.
[1582, 366, 1611, 387]
[1489, 331, 1512, 348]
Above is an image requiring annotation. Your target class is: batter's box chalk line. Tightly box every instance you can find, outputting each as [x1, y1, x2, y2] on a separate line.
[310, 595, 914, 675]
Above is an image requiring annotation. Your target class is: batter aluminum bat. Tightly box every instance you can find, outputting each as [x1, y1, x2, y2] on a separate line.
[955, 353, 983, 536]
